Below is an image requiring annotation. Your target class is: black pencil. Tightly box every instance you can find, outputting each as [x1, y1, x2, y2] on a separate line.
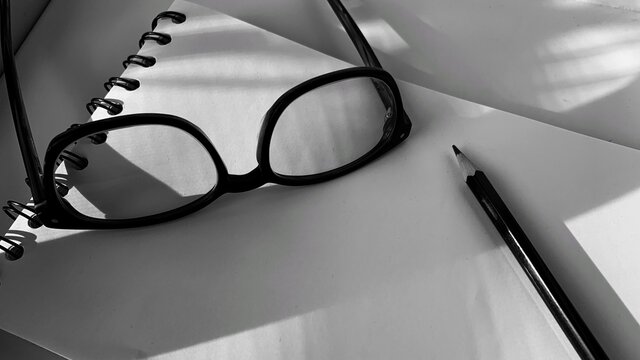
[452, 145, 608, 360]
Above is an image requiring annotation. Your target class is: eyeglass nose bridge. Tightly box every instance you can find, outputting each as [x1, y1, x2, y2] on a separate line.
[226, 167, 267, 193]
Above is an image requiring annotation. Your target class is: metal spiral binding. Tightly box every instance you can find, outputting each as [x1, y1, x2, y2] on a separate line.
[86, 98, 123, 115]
[139, 32, 172, 48]
[85, 10, 186, 116]
[57, 150, 89, 170]
[4, 148, 88, 233]
[104, 77, 139, 91]
[0, 236, 24, 261]
[2, 11, 189, 259]
[69, 123, 107, 144]
[122, 54, 157, 69]
[3, 201, 42, 229]
[152, 11, 186, 30]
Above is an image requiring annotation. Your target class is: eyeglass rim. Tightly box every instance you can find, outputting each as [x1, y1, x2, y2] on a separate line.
[42, 113, 225, 228]
[39, 68, 408, 229]
[259, 67, 409, 186]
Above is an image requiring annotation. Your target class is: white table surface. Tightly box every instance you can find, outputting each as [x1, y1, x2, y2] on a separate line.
[1, 0, 640, 359]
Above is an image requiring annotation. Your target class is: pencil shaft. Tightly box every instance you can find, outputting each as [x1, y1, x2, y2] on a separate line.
[466, 171, 608, 360]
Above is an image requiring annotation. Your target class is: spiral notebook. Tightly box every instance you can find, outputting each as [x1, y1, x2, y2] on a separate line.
[2, 0, 640, 358]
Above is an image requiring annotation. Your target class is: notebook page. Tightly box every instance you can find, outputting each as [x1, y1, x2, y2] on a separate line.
[1, 0, 638, 358]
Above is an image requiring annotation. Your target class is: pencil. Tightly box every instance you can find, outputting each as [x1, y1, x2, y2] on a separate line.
[452, 145, 608, 360]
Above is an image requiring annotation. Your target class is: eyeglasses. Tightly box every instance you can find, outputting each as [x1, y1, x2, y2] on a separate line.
[0, 0, 411, 240]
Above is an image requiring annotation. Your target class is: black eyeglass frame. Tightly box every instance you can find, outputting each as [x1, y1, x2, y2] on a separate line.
[1, 0, 412, 230]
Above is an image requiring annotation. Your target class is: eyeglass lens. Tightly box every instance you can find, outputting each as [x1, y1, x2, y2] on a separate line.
[270, 77, 394, 176]
[53, 125, 218, 220]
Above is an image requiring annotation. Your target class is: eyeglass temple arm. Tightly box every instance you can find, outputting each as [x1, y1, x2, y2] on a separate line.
[326, 0, 382, 68]
[327, 0, 407, 124]
[1, 0, 46, 203]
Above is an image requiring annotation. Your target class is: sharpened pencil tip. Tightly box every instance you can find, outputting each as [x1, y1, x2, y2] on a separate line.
[452, 145, 478, 178]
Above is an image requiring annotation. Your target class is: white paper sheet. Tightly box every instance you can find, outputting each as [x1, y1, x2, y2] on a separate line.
[2, 0, 638, 358]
